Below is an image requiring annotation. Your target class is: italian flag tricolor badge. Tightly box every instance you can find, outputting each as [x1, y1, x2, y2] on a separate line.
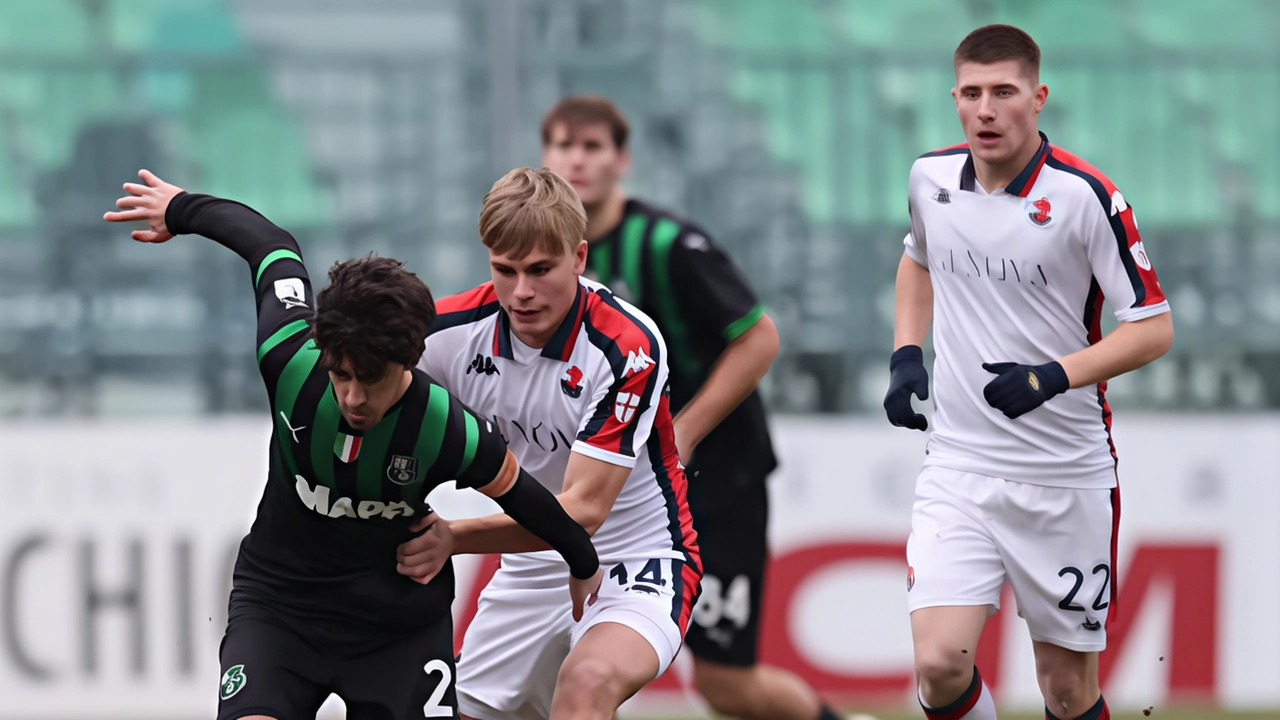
[334, 432, 363, 463]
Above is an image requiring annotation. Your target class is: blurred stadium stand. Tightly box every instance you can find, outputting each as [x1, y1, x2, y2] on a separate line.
[1, 0, 1278, 415]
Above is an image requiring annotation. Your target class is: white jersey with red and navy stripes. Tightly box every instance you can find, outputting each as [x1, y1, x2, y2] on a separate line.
[906, 132, 1170, 488]
[419, 276, 700, 588]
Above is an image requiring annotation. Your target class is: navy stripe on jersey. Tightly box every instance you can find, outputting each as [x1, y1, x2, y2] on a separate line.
[540, 284, 587, 361]
[1045, 156, 1147, 306]
[919, 144, 970, 159]
[1003, 132, 1051, 198]
[431, 300, 501, 334]
[596, 290, 663, 456]
[648, 428, 694, 570]
[493, 310, 515, 360]
[580, 315, 629, 450]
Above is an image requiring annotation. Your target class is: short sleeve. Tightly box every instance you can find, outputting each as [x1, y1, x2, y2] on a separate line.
[668, 229, 763, 342]
[905, 161, 929, 267]
[1082, 191, 1169, 323]
[572, 332, 668, 468]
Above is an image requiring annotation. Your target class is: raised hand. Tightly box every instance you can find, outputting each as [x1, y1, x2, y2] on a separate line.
[102, 169, 185, 243]
[569, 567, 602, 622]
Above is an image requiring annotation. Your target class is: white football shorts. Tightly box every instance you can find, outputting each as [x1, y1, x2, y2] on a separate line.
[906, 466, 1119, 652]
[456, 554, 694, 720]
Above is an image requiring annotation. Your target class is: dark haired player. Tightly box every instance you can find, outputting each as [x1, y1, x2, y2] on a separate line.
[539, 96, 843, 720]
[104, 170, 602, 720]
[884, 26, 1172, 720]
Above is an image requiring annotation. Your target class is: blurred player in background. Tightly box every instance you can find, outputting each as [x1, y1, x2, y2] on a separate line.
[883, 25, 1173, 720]
[541, 96, 844, 720]
[396, 167, 701, 720]
[104, 170, 601, 720]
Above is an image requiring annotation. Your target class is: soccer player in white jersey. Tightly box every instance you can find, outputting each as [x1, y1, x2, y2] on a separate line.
[884, 26, 1174, 720]
[396, 167, 701, 720]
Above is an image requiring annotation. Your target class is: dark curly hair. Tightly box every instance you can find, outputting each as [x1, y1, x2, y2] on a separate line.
[309, 254, 435, 382]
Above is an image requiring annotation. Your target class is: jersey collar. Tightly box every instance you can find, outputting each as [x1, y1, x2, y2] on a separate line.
[491, 282, 586, 363]
[959, 131, 1051, 197]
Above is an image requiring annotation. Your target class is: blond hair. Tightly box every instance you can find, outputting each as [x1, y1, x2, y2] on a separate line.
[478, 167, 587, 259]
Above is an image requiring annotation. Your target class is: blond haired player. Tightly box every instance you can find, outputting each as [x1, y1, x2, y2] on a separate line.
[396, 167, 701, 720]
[885, 25, 1173, 720]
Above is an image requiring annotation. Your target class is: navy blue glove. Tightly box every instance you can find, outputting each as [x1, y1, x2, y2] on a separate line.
[884, 345, 930, 431]
[981, 361, 1069, 419]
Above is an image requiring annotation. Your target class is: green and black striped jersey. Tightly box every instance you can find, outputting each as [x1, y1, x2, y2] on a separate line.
[587, 198, 776, 474]
[167, 192, 508, 630]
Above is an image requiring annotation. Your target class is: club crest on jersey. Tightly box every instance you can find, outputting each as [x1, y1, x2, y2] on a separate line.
[624, 348, 655, 377]
[615, 392, 641, 423]
[932, 188, 951, 204]
[561, 365, 584, 398]
[1025, 196, 1053, 227]
[220, 664, 247, 700]
[387, 455, 418, 485]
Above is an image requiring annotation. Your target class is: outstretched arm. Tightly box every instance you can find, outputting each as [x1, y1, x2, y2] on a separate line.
[104, 170, 313, 388]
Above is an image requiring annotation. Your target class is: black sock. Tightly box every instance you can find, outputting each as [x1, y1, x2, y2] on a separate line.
[815, 704, 842, 720]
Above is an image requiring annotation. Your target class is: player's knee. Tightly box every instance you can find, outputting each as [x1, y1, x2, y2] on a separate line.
[555, 657, 625, 710]
[1038, 667, 1094, 715]
[914, 647, 972, 697]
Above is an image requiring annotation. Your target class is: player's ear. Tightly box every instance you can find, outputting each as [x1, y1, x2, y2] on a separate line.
[572, 240, 588, 275]
[617, 146, 631, 175]
[1034, 83, 1048, 114]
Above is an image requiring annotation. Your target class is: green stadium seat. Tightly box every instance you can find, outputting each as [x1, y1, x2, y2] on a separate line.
[1135, 0, 1272, 50]
[0, 0, 92, 55]
[188, 106, 331, 228]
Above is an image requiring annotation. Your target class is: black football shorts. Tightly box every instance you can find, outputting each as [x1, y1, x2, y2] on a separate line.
[682, 452, 770, 667]
[216, 601, 458, 720]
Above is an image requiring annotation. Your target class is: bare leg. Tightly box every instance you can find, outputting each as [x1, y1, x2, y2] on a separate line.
[691, 656, 824, 720]
[910, 605, 990, 707]
[548, 622, 660, 720]
[1032, 642, 1100, 719]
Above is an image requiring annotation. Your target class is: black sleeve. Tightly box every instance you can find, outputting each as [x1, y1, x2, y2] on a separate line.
[668, 228, 764, 342]
[166, 192, 314, 386]
[493, 469, 599, 580]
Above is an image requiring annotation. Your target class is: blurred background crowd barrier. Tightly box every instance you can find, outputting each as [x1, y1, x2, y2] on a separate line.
[1, 0, 1279, 717]
[2, 0, 1279, 417]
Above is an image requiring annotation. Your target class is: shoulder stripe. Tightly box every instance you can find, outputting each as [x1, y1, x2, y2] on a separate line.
[722, 303, 764, 342]
[257, 319, 309, 364]
[272, 341, 321, 482]
[255, 249, 304, 286]
[648, 220, 698, 378]
[919, 142, 970, 158]
[409, 385, 451, 489]
[309, 389, 341, 491]
[457, 412, 479, 476]
[431, 291, 502, 335]
[620, 214, 649, 306]
[1044, 151, 1147, 306]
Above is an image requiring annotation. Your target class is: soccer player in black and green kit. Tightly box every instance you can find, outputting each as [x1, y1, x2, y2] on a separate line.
[103, 170, 603, 720]
[541, 98, 845, 720]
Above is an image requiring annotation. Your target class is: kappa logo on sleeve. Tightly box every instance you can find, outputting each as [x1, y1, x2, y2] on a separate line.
[623, 349, 654, 377]
[274, 278, 308, 309]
